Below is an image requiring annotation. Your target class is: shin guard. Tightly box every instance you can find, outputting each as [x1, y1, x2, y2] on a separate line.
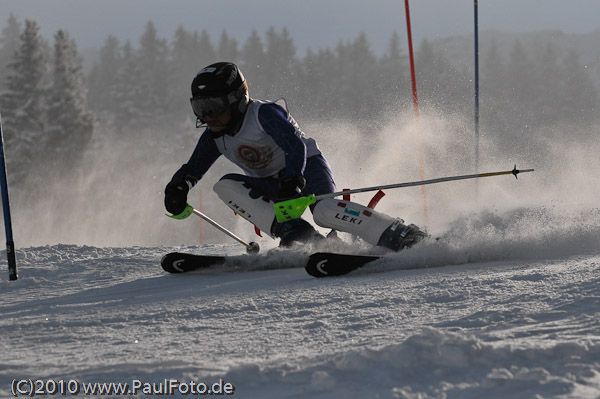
[312, 198, 398, 246]
[213, 179, 276, 236]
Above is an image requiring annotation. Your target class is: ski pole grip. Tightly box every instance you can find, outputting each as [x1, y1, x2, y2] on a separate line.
[166, 204, 194, 220]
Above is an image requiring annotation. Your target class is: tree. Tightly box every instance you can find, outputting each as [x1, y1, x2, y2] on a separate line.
[169, 27, 218, 122]
[480, 39, 510, 135]
[334, 32, 378, 119]
[263, 27, 298, 99]
[136, 21, 170, 127]
[240, 29, 265, 97]
[195, 30, 217, 69]
[45, 29, 93, 166]
[481, 39, 507, 98]
[533, 42, 564, 124]
[112, 41, 142, 130]
[506, 40, 538, 109]
[560, 49, 598, 125]
[0, 19, 47, 184]
[0, 14, 22, 86]
[415, 38, 469, 113]
[377, 31, 410, 112]
[217, 30, 240, 62]
[297, 47, 337, 119]
[169, 26, 198, 121]
[87, 35, 122, 119]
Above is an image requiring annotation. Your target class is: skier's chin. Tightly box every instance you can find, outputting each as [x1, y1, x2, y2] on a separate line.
[207, 122, 226, 131]
[208, 122, 234, 138]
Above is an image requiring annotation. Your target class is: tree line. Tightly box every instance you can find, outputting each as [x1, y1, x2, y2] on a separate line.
[0, 15, 598, 188]
[0, 16, 92, 186]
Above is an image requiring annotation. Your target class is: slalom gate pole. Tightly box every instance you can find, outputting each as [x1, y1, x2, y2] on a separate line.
[0, 111, 17, 281]
[274, 166, 534, 222]
[198, 189, 203, 245]
[167, 204, 260, 254]
[405, 0, 419, 120]
[474, 0, 480, 172]
[404, 0, 429, 221]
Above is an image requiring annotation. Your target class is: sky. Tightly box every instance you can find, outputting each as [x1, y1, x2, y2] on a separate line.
[2, 0, 600, 55]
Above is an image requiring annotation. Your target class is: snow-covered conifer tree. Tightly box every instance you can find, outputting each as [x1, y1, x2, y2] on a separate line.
[45, 29, 93, 167]
[0, 19, 47, 185]
[87, 35, 122, 122]
[112, 41, 142, 130]
[135, 21, 170, 127]
[0, 14, 22, 86]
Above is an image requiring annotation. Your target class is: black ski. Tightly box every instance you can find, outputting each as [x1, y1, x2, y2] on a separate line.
[305, 252, 382, 277]
[161, 252, 226, 274]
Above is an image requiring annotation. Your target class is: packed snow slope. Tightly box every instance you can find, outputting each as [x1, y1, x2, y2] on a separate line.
[2, 110, 600, 397]
[1, 205, 600, 398]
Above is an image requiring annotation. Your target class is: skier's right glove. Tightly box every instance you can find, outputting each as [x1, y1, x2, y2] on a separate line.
[164, 178, 190, 215]
[276, 175, 306, 202]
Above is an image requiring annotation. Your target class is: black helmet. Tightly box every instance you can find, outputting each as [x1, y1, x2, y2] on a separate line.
[190, 62, 249, 129]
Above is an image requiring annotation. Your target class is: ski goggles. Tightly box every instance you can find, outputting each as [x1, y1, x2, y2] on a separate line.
[190, 96, 229, 120]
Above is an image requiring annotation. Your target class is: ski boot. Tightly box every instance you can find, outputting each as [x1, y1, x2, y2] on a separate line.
[272, 218, 325, 248]
[377, 219, 427, 251]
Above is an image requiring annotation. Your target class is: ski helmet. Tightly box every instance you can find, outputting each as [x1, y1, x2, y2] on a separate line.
[190, 62, 249, 129]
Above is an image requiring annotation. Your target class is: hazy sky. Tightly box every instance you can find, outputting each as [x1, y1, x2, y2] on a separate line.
[2, 0, 599, 54]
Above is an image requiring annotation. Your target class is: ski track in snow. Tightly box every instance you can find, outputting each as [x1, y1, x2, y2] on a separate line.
[1, 206, 600, 398]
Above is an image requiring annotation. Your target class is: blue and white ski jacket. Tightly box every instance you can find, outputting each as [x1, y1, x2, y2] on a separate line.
[173, 98, 322, 185]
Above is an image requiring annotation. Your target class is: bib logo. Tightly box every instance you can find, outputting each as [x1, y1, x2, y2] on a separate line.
[236, 144, 273, 169]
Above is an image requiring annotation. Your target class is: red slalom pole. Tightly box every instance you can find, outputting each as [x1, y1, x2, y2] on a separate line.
[199, 189, 203, 244]
[405, 0, 419, 118]
[404, 0, 428, 221]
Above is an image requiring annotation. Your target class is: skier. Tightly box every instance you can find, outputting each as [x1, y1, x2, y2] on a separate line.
[164, 62, 426, 250]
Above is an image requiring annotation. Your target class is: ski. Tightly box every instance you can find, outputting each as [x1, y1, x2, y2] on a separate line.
[161, 252, 226, 274]
[163, 251, 382, 276]
[305, 252, 382, 277]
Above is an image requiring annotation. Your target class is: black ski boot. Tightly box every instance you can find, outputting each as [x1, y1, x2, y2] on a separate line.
[272, 218, 325, 248]
[377, 219, 427, 251]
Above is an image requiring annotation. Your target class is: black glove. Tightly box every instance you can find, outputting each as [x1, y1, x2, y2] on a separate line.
[164, 178, 190, 215]
[276, 175, 306, 202]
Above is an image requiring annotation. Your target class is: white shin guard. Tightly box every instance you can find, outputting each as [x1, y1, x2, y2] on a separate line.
[213, 179, 275, 236]
[312, 198, 398, 246]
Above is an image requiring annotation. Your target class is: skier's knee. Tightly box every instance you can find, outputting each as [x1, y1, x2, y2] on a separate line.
[213, 178, 242, 199]
[219, 173, 246, 182]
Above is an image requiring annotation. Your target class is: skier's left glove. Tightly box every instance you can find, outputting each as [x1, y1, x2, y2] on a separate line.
[164, 178, 191, 215]
[276, 175, 306, 202]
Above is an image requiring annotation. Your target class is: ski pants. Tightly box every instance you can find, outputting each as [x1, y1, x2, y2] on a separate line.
[218, 154, 336, 212]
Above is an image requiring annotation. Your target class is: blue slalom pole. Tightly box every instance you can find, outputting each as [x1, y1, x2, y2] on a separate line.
[0, 111, 17, 281]
[474, 0, 480, 171]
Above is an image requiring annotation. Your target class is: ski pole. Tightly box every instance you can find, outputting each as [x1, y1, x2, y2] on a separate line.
[274, 165, 534, 222]
[168, 204, 260, 254]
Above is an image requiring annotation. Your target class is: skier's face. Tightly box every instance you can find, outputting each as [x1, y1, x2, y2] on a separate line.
[203, 108, 231, 132]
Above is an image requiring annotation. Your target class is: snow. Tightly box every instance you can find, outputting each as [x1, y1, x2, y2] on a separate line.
[1, 205, 600, 398]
